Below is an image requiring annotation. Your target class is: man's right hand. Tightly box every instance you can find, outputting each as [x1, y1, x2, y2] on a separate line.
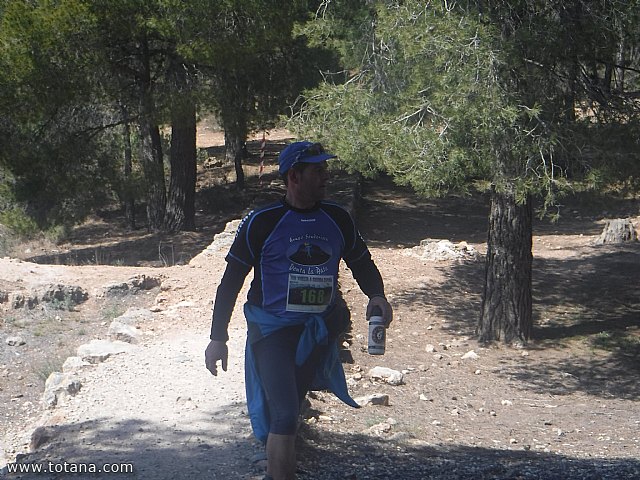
[205, 340, 228, 376]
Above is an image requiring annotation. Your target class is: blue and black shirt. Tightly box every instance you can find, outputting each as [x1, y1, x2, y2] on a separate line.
[210, 197, 385, 341]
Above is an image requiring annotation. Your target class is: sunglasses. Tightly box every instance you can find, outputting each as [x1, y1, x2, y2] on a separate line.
[292, 143, 326, 167]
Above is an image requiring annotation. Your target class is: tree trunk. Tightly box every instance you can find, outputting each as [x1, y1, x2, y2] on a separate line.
[478, 188, 533, 344]
[165, 101, 197, 232]
[122, 118, 136, 230]
[224, 128, 246, 190]
[138, 36, 165, 231]
[139, 118, 166, 231]
[615, 35, 625, 92]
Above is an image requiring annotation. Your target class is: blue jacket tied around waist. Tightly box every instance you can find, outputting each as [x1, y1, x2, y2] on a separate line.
[244, 303, 360, 443]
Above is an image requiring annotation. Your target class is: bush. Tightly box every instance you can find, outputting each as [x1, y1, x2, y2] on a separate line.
[0, 206, 39, 238]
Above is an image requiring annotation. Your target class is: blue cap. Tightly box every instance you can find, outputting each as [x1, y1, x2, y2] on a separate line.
[278, 141, 336, 175]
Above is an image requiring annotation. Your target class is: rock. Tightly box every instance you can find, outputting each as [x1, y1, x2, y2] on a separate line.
[355, 393, 390, 406]
[5, 336, 26, 347]
[595, 218, 638, 245]
[42, 372, 82, 409]
[30, 426, 56, 451]
[77, 339, 135, 364]
[364, 420, 393, 436]
[461, 350, 479, 360]
[425, 344, 436, 353]
[62, 356, 90, 373]
[369, 366, 404, 386]
[115, 307, 154, 327]
[205, 220, 241, 254]
[100, 275, 162, 297]
[108, 320, 142, 343]
[407, 238, 482, 262]
[36, 284, 88, 309]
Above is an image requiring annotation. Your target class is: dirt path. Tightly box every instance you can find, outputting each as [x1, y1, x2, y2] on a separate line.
[1, 250, 267, 479]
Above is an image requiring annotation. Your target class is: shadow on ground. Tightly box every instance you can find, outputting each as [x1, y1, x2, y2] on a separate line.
[297, 428, 640, 480]
[363, 176, 640, 402]
[6, 405, 260, 480]
[390, 243, 640, 400]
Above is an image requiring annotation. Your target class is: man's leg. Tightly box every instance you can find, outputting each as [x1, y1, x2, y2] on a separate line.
[252, 328, 302, 480]
[266, 433, 296, 479]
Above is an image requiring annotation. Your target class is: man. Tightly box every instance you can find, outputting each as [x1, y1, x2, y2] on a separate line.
[205, 141, 392, 480]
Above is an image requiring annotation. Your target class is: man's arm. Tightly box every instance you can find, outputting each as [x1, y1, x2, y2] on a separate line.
[348, 256, 393, 327]
[205, 258, 251, 376]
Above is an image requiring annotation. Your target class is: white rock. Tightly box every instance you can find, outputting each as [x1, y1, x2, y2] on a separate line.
[461, 350, 479, 360]
[77, 339, 135, 364]
[108, 321, 142, 344]
[62, 356, 90, 373]
[115, 307, 154, 326]
[355, 394, 390, 406]
[5, 336, 26, 347]
[368, 367, 404, 386]
[42, 372, 82, 409]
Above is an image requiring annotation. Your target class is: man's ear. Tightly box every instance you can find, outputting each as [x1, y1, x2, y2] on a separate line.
[287, 168, 299, 186]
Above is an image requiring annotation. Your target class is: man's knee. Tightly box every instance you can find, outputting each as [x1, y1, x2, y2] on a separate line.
[269, 408, 299, 435]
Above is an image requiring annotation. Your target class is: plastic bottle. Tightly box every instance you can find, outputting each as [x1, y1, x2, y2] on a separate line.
[368, 305, 386, 355]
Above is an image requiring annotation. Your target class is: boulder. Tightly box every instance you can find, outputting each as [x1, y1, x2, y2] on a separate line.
[42, 372, 82, 409]
[369, 366, 404, 386]
[77, 339, 135, 364]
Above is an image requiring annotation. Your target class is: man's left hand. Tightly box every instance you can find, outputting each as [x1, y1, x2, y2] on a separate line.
[366, 296, 393, 327]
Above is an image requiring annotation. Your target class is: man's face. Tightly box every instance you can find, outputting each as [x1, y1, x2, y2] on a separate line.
[295, 161, 330, 203]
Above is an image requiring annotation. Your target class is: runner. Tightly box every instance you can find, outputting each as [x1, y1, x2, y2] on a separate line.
[205, 140, 393, 480]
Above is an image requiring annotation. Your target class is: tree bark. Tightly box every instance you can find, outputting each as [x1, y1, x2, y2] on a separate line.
[478, 188, 533, 344]
[165, 101, 197, 232]
[138, 36, 165, 231]
[224, 128, 246, 190]
[122, 117, 136, 230]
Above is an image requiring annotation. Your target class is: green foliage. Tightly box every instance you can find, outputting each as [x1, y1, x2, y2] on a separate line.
[0, 207, 39, 238]
[290, 1, 640, 207]
[291, 2, 555, 201]
[1, 0, 323, 232]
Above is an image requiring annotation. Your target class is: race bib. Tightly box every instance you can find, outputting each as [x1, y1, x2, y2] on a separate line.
[286, 274, 334, 312]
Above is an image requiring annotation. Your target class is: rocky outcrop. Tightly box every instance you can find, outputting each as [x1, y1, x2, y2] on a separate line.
[0, 284, 88, 310]
[99, 274, 162, 297]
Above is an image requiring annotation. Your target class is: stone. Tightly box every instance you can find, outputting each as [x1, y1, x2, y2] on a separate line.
[42, 372, 82, 409]
[409, 238, 482, 262]
[108, 320, 142, 343]
[368, 366, 404, 386]
[62, 356, 90, 373]
[115, 307, 154, 326]
[36, 284, 88, 309]
[100, 275, 162, 297]
[364, 420, 393, 436]
[77, 339, 135, 364]
[461, 350, 479, 360]
[6, 336, 26, 347]
[355, 394, 390, 406]
[30, 426, 56, 451]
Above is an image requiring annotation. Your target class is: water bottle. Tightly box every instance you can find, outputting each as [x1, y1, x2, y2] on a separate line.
[368, 305, 386, 355]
